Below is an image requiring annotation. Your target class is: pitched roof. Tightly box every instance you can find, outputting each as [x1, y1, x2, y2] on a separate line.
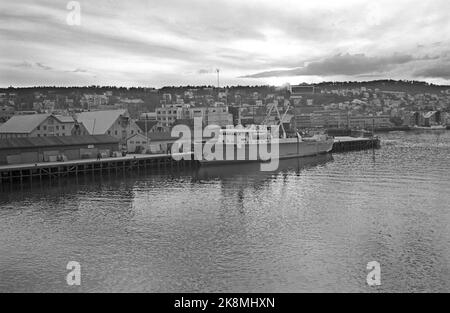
[54, 115, 75, 123]
[0, 114, 76, 134]
[135, 120, 158, 133]
[0, 135, 119, 150]
[0, 114, 50, 134]
[127, 132, 181, 143]
[423, 111, 437, 119]
[126, 133, 150, 141]
[76, 110, 127, 135]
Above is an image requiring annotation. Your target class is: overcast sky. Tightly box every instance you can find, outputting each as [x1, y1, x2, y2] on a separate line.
[1, 0, 450, 87]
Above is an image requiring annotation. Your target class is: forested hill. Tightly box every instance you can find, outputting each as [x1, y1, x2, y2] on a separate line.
[1, 80, 449, 95]
[315, 80, 450, 94]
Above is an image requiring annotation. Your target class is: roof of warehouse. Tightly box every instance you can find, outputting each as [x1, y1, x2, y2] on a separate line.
[0, 114, 50, 133]
[0, 114, 75, 134]
[0, 135, 119, 150]
[76, 109, 127, 135]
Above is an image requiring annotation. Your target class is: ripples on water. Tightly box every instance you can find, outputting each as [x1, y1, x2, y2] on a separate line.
[0, 131, 449, 292]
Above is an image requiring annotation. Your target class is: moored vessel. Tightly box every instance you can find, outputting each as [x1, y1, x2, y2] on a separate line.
[413, 125, 446, 130]
[199, 126, 334, 165]
[198, 99, 334, 165]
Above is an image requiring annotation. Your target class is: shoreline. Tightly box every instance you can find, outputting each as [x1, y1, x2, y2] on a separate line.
[327, 126, 449, 134]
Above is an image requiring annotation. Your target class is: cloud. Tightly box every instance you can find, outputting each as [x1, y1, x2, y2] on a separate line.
[70, 68, 88, 73]
[14, 61, 33, 68]
[197, 69, 212, 74]
[197, 68, 218, 74]
[13, 61, 53, 70]
[1, 0, 450, 86]
[242, 53, 418, 78]
[35, 62, 53, 70]
[11, 60, 92, 77]
[414, 64, 450, 79]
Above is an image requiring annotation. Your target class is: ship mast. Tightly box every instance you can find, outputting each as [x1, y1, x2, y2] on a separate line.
[263, 101, 288, 139]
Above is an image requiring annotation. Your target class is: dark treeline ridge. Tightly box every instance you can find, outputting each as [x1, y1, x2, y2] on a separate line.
[2, 80, 449, 95]
[316, 80, 450, 94]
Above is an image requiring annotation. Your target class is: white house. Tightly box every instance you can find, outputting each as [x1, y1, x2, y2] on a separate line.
[126, 132, 182, 154]
[126, 133, 151, 153]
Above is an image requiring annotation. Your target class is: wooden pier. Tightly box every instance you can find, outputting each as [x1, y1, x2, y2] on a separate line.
[1, 138, 381, 185]
[0, 153, 197, 184]
[332, 136, 381, 153]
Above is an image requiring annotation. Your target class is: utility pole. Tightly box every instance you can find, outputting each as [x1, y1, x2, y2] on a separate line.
[216, 69, 220, 89]
[145, 115, 148, 144]
[372, 118, 376, 159]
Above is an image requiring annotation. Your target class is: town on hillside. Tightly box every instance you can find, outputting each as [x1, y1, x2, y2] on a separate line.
[0, 80, 449, 166]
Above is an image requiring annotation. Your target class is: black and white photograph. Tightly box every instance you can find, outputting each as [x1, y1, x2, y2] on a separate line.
[0, 0, 449, 300]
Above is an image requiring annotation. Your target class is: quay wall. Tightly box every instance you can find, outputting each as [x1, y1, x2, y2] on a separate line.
[332, 137, 380, 153]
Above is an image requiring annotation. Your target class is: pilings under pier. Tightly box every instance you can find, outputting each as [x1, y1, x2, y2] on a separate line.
[332, 137, 381, 153]
[1, 139, 381, 185]
[0, 153, 197, 185]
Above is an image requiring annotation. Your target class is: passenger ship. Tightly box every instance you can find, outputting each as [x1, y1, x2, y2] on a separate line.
[199, 101, 334, 165]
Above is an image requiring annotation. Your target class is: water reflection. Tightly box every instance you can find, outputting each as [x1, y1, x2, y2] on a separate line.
[1, 154, 334, 204]
[0, 132, 449, 292]
[196, 154, 334, 179]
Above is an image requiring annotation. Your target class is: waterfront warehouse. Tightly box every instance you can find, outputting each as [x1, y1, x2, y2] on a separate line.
[0, 135, 119, 165]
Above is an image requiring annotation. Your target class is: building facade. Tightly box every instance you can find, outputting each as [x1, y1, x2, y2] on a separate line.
[156, 104, 189, 127]
[126, 133, 150, 153]
[126, 132, 180, 154]
[347, 115, 393, 129]
[0, 105, 15, 122]
[206, 107, 233, 127]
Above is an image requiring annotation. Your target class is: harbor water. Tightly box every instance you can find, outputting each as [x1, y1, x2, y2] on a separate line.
[0, 131, 449, 292]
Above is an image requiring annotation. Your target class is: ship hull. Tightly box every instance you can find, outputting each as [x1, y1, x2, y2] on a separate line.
[413, 126, 446, 130]
[199, 139, 334, 165]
